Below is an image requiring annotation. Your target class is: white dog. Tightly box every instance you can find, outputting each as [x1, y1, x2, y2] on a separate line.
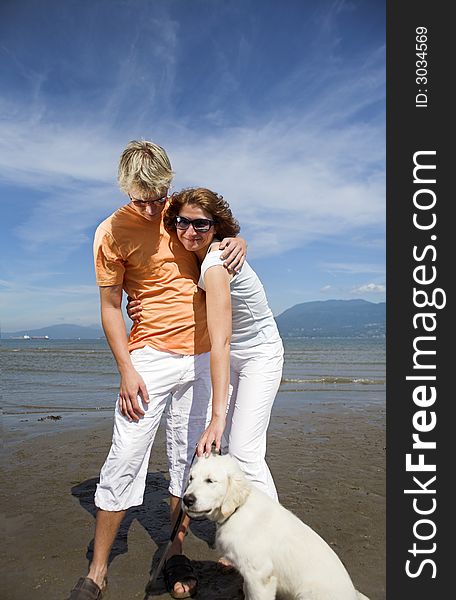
[183, 454, 369, 600]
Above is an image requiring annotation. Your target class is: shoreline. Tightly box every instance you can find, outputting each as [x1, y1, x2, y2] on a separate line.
[2, 386, 385, 439]
[3, 399, 385, 599]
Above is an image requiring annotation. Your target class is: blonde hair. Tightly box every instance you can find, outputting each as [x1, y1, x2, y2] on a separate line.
[117, 140, 174, 196]
[164, 188, 240, 239]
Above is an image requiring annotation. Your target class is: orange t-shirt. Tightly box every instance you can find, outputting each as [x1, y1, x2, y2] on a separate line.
[93, 204, 210, 355]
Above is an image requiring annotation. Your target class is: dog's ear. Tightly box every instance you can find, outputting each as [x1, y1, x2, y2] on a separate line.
[220, 467, 250, 519]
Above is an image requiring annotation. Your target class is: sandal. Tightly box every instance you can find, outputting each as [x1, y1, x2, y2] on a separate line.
[163, 555, 198, 599]
[66, 577, 106, 600]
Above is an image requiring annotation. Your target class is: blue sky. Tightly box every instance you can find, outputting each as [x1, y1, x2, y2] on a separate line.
[0, 0, 385, 331]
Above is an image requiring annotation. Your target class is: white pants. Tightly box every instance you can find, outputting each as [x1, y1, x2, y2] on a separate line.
[95, 346, 211, 511]
[223, 339, 284, 501]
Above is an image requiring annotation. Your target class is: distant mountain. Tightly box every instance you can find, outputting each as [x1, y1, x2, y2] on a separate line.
[3, 299, 385, 340]
[275, 299, 385, 338]
[3, 324, 105, 340]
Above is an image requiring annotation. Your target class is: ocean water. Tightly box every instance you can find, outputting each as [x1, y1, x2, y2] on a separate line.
[2, 339, 119, 415]
[279, 337, 385, 401]
[1, 337, 385, 431]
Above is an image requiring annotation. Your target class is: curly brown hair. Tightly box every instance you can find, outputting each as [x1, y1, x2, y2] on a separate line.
[164, 187, 240, 239]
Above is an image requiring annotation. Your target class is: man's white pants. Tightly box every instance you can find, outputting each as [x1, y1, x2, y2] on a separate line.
[95, 346, 211, 511]
[223, 339, 284, 501]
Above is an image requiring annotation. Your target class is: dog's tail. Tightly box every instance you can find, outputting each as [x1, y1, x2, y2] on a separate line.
[356, 592, 370, 600]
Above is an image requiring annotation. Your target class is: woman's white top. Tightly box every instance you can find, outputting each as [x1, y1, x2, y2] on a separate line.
[198, 249, 282, 349]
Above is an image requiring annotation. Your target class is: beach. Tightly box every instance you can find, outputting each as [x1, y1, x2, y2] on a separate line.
[2, 396, 385, 600]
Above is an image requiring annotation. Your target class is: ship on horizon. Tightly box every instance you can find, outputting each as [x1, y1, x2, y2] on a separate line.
[8, 334, 50, 340]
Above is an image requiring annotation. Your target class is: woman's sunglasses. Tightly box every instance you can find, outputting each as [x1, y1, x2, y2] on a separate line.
[175, 216, 215, 233]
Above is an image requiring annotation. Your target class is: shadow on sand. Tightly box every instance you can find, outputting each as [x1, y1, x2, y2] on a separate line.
[71, 472, 244, 599]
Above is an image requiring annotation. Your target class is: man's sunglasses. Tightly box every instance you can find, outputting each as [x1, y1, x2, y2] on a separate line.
[175, 216, 216, 233]
[129, 192, 168, 207]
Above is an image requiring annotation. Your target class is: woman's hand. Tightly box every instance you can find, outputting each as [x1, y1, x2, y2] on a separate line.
[118, 367, 149, 422]
[126, 296, 143, 322]
[219, 236, 247, 273]
[197, 416, 226, 457]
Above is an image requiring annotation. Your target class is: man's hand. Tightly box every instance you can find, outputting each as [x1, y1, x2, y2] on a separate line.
[119, 367, 150, 422]
[126, 296, 142, 322]
[99, 286, 148, 422]
[219, 237, 247, 273]
[196, 416, 226, 457]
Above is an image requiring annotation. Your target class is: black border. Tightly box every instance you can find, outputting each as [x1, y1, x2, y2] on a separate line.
[387, 1, 451, 596]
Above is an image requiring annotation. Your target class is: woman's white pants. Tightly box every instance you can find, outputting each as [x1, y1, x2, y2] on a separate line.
[223, 339, 284, 501]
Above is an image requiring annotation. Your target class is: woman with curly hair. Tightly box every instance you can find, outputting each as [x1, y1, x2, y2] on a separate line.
[128, 188, 283, 501]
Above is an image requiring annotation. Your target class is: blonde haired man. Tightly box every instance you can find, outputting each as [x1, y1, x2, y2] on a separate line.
[67, 140, 246, 600]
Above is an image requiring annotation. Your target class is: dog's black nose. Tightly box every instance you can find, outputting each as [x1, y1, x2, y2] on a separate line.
[183, 493, 196, 507]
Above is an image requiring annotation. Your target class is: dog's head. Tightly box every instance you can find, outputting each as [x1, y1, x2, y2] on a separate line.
[182, 454, 251, 523]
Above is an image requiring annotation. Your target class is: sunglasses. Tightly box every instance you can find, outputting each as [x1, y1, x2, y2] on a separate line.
[175, 216, 216, 233]
[129, 192, 168, 207]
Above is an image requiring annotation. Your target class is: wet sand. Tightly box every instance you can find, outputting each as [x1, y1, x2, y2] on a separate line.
[2, 399, 385, 600]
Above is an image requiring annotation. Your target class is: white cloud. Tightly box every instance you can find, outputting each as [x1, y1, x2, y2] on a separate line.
[322, 262, 385, 275]
[351, 282, 386, 294]
[1, 97, 384, 261]
[0, 281, 101, 330]
[1, 8, 385, 260]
